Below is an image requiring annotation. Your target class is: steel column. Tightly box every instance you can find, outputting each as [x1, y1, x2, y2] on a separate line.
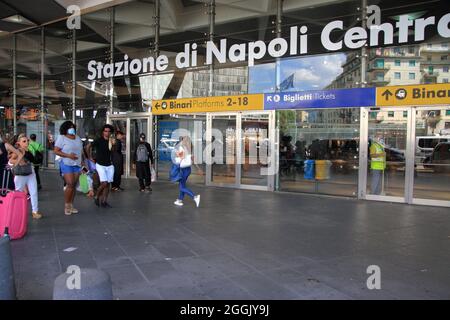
[208, 0, 215, 97]
[41, 28, 47, 166]
[12, 34, 17, 135]
[72, 29, 76, 123]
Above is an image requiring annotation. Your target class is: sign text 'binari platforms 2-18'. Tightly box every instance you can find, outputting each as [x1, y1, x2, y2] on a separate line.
[151, 94, 264, 115]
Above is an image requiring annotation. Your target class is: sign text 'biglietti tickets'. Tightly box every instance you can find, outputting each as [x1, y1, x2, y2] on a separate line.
[152, 94, 264, 115]
[376, 83, 450, 106]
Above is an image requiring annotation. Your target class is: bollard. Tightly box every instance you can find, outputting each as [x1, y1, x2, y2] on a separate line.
[53, 268, 113, 300]
[0, 237, 17, 300]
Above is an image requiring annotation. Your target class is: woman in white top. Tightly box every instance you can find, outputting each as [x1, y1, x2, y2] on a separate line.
[173, 136, 200, 207]
[54, 121, 84, 215]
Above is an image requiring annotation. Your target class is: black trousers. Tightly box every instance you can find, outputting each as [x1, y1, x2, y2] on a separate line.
[112, 162, 122, 188]
[136, 162, 151, 190]
[34, 165, 41, 187]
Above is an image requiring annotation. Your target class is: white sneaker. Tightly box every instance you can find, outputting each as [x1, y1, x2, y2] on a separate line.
[194, 195, 200, 208]
[174, 199, 183, 206]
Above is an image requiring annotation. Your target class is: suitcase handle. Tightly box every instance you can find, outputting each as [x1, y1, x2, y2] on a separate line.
[1, 168, 11, 196]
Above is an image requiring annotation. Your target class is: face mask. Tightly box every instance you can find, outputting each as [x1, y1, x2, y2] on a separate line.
[68, 128, 76, 135]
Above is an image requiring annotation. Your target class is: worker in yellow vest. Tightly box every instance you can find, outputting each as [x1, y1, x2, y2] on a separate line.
[369, 137, 386, 195]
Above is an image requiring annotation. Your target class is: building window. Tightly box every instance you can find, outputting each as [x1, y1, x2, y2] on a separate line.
[446, 122, 450, 129]
[428, 66, 434, 74]
[409, 60, 415, 67]
[427, 43, 433, 48]
[427, 55, 432, 61]
[444, 79, 449, 83]
[408, 46, 415, 54]
[375, 59, 384, 68]
[376, 72, 384, 81]
[403, 111, 408, 118]
[444, 66, 449, 73]
[446, 110, 450, 116]
[443, 43, 449, 49]
[409, 73, 415, 80]
[388, 111, 395, 117]
[441, 55, 448, 61]
[395, 72, 401, 79]
[395, 60, 401, 66]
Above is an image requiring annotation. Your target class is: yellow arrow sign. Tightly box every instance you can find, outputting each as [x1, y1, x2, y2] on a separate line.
[152, 94, 264, 115]
[376, 83, 450, 107]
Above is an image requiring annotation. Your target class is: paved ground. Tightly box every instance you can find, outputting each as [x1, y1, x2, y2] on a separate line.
[9, 170, 450, 300]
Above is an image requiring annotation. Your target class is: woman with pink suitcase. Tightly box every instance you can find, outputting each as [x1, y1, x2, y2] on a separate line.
[9, 134, 42, 220]
[0, 136, 30, 239]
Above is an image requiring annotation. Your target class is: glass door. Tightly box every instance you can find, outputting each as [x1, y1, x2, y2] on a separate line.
[412, 106, 450, 206]
[129, 118, 148, 177]
[362, 108, 412, 202]
[206, 111, 275, 191]
[240, 112, 272, 189]
[208, 114, 238, 187]
[108, 114, 152, 179]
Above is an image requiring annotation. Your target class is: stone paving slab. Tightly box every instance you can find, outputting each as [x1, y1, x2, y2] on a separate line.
[8, 170, 450, 300]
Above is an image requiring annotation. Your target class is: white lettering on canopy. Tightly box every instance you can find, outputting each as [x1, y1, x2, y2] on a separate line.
[87, 8, 450, 80]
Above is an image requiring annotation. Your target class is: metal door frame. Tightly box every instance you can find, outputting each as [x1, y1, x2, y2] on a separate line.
[359, 106, 413, 204]
[107, 113, 152, 179]
[206, 110, 275, 191]
[410, 106, 450, 207]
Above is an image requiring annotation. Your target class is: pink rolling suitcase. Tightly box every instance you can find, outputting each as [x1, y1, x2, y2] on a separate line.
[0, 169, 28, 240]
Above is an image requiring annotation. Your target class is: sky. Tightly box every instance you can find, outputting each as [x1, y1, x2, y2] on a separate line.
[248, 53, 347, 93]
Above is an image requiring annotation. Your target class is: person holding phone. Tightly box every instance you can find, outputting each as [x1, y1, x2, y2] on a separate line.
[54, 121, 84, 216]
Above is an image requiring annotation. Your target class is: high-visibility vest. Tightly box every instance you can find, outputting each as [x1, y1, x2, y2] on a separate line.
[370, 141, 386, 170]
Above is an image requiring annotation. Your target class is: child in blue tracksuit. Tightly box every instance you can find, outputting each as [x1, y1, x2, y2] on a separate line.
[173, 136, 200, 208]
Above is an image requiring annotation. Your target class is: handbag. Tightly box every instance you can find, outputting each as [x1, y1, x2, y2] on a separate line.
[12, 151, 33, 176]
[12, 162, 33, 176]
[180, 155, 192, 168]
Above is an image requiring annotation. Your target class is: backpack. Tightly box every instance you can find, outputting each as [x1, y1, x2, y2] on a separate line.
[33, 150, 43, 165]
[136, 144, 149, 162]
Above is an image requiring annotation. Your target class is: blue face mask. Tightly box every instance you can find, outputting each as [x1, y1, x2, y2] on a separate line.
[68, 128, 76, 135]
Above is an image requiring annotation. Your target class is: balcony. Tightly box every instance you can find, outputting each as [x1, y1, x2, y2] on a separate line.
[422, 70, 439, 78]
[421, 60, 450, 66]
[420, 47, 450, 54]
[369, 77, 391, 86]
[368, 64, 390, 72]
[370, 49, 421, 59]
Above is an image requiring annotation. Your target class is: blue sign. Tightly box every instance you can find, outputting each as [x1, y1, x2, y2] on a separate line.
[264, 88, 375, 110]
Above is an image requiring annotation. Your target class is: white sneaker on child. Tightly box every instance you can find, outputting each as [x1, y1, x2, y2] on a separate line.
[194, 195, 200, 208]
[174, 199, 183, 206]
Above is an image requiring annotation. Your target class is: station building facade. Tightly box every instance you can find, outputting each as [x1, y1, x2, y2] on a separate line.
[0, 0, 449, 207]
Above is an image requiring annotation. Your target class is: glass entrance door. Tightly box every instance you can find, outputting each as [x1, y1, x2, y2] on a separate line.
[107, 114, 152, 179]
[361, 106, 450, 207]
[240, 113, 270, 189]
[209, 114, 237, 186]
[412, 106, 450, 206]
[206, 111, 275, 191]
[129, 118, 148, 177]
[362, 108, 411, 202]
